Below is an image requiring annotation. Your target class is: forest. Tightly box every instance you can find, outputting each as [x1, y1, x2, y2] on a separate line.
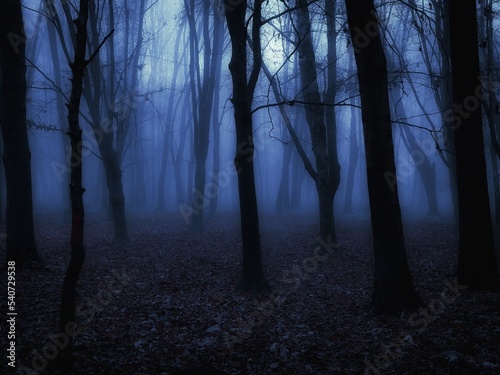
[1, 0, 499, 374]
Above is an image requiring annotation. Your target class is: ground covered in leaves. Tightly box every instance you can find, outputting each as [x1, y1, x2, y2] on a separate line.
[3, 210, 500, 375]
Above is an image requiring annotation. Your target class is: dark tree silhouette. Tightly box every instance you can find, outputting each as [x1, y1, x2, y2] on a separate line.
[187, 0, 223, 230]
[449, 0, 498, 289]
[225, 0, 269, 291]
[59, 0, 90, 364]
[295, 0, 338, 243]
[0, 0, 41, 267]
[345, 0, 422, 313]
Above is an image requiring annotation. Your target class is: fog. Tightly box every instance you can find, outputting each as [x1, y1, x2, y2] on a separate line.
[18, 0, 474, 222]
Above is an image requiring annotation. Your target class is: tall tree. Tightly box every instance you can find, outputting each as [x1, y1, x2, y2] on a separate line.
[225, 0, 269, 291]
[0, 0, 41, 267]
[410, 0, 458, 216]
[295, 0, 339, 242]
[449, 0, 498, 289]
[60, 0, 90, 364]
[345, 0, 422, 313]
[208, 5, 227, 218]
[324, 0, 342, 238]
[187, 0, 223, 230]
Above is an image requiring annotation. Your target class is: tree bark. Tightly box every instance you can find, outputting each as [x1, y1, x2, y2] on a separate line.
[60, 0, 89, 364]
[343, 96, 359, 214]
[295, 0, 336, 242]
[345, 0, 422, 313]
[0, 0, 41, 267]
[449, 0, 498, 289]
[208, 9, 225, 219]
[225, 0, 269, 291]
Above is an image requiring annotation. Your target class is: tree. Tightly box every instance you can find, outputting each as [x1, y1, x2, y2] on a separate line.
[449, 0, 498, 289]
[478, 0, 500, 224]
[0, 0, 42, 267]
[208, 7, 225, 218]
[343, 58, 359, 214]
[410, 0, 458, 216]
[295, 0, 340, 242]
[60, 0, 90, 364]
[55, 0, 150, 243]
[186, 0, 223, 230]
[225, 0, 269, 291]
[345, 0, 422, 313]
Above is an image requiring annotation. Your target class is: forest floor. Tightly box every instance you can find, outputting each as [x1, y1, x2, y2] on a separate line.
[3, 210, 500, 375]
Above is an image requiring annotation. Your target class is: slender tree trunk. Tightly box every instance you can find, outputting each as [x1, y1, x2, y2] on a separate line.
[346, 0, 422, 313]
[389, 87, 440, 216]
[156, 23, 187, 211]
[276, 142, 293, 214]
[225, 0, 268, 291]
[0, 137, 3, 224]
[491, 140, 500, 225]
[449, 0, 498, 289]
[0, 0, 41, 267]
[46, 7, 71, 215]
[296, 0, 335, 242]
[325, 0, 341, 238]
[189, 0, 222, 230]
[343, 95, 359, 214]
[208, 10, 225, 219]
[156, 132, 169, 211]
[60, 0, 89, 364]
[208, 91, 221, 218]
[101, 142, 129, 243]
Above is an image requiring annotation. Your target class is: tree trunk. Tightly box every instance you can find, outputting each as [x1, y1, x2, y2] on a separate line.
[449, 0, 498, 289]
[0, 0, 41, 267]
[389, 87, 440, 216]
[156, 132, 169, 211]
[225, 0, 268, 291]
[491, 140, 500, 225]
[156, 22, 187, 211]
[46, 6, 71, 216]
[208, 9, 225, 219]
[102, 145, 129, 243]
[276, 142, 293, 214]
[60, 0, 89, 364]
[345, 0, 422, 313]
[296, 0, 336, 243]
[189, 0, 222, 230]
[325, 0, 341, 238]
[343, 95, 359, 214]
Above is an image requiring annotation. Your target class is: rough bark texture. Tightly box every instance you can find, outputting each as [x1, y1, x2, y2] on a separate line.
[225, 0, 268, 292]
[60, 0, 89, 364]
[345, 0, 422, 313]
[449, 0, 498, 289]
[0, 0, 41, 267]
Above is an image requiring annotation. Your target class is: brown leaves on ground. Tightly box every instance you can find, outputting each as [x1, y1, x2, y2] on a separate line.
[3, 211, 499, 375]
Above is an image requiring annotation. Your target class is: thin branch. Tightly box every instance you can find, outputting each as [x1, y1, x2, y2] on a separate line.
[85, 29, 115, 67]
[250, 96, 361, 116]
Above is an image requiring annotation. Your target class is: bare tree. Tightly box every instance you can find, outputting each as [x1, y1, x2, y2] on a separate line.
[449, 0, 498, 289]
[225, 0, 269, 291]
[60, 0, 90, 364]
[345, 0, 422, 313]
[0, 0, 41, 267]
